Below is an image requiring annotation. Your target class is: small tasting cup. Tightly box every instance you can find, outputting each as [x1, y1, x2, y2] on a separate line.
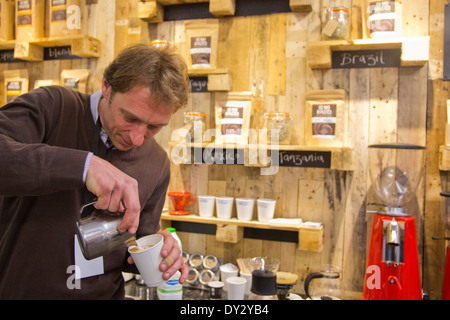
[198, 195, 216, 217]
[216, 197, 234, 219]
[236, 198, 255, 221]
[257, 198, 276, 222]
[127, 234, 164, 287]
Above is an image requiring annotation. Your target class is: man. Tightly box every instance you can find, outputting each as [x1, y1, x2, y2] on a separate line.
[0, 43, 190, 299]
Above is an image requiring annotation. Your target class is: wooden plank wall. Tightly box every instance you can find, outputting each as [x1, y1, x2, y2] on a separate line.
[0, 0, 448, 299]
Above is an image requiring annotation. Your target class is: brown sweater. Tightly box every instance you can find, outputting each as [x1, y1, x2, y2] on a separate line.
[0, 86, 170, 299]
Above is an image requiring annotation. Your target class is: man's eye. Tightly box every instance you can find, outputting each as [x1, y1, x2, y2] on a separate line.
[124, 115, 137, 123]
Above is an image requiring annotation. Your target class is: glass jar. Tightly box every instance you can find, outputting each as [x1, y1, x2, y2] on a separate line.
[184, 111, 205, 142]
[263, 113, 293, 145]
[322, 7, 350, 40]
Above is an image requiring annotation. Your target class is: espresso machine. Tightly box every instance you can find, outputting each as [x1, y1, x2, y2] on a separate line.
[436, 192, 450, 300]
[363, 143, 424, 300]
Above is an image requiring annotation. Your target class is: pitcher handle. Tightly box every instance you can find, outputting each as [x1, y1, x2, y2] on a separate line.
[187, 195, 197, 206]
[79, 200, 97, 215]
[304, 272, 324, 299]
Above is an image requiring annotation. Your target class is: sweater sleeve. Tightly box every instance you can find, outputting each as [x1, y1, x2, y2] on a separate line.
[0, 87, 89, 196]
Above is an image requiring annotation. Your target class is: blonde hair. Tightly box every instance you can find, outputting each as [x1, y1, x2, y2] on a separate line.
[103, 43, 190, 111]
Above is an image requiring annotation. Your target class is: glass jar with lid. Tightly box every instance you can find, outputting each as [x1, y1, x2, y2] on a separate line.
[184, 111, 206, 142]
[263, 112, 293, 145]
[322, 7, 350, 40]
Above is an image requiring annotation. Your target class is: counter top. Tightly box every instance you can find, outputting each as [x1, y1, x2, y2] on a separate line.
[124, 279, 219, 300]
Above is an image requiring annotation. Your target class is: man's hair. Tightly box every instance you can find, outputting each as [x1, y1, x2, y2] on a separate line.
[103, 43, 190, 111]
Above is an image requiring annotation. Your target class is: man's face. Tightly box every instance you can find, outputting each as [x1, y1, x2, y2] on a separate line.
[99, 80, 174, 151]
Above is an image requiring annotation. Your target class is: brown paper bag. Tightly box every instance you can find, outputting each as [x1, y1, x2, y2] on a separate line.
[48, 0, 82, 37]
[60, 69, 89, 93]
[0, 0, 15, 41]
[185, 19, 219, 69]
[15, 0, 44, 40]
[3, 69, 29, 106]
[215, 92, 252, 144]
[305, 89, 347, 147]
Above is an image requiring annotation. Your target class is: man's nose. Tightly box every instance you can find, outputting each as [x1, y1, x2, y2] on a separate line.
[130, 128, 146, 146]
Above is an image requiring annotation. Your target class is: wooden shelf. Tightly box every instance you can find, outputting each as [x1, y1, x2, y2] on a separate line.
[169, 141, 354, 171]
[139, 0, 311, 20]
[161, 211, 323, 251]
[307, 36, 430, 69]
[161, 211, 302, 231]
[0, 34, 100, 61]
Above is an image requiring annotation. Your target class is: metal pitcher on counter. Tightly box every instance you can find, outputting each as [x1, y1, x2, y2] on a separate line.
[76, 201, 135, 260]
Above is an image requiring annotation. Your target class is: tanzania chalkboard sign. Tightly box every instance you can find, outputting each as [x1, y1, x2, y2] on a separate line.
[332, 48, 401, 69]
[43, 46, 81, 60]
[189, 76, 208, 93]
[277, 150, 331, 168]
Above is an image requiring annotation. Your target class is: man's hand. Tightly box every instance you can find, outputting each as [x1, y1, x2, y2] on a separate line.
[85, 155, 140, 234]
[157, 229, 188, 283]
[127, 229, 188, 283]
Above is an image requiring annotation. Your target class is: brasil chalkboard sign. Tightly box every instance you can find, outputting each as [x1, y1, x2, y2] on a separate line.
[332, 48, 401, 69]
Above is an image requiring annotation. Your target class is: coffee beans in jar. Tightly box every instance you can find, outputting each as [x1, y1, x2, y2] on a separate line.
[263, 113, 293, 145]
[184, 111, 206, 142]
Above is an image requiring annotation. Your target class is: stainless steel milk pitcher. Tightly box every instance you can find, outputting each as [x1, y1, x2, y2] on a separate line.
[76, 201, 135, 260]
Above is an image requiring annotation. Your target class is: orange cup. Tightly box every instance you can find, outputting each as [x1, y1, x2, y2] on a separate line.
[168, 192, 197, 212]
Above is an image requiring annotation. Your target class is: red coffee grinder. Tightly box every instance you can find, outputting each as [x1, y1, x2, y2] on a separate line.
[435, 192, 450, 300]
[363, 143, 424, 300]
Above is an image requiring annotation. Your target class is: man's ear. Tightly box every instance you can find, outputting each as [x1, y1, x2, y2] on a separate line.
[101, 79, 112, 100]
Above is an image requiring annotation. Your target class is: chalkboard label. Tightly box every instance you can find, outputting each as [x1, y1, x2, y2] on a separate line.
[0, 49, 24, 63]
[444, 4, 450, 80]
[189, 76, 208, 93]
[332, 48, 401, 69]
[194, 147, 245, 165]
[43, 46, 81, 60]
[277, 150, 331, 168]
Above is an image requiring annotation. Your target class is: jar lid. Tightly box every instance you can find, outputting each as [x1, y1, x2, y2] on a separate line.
[327, 7, 349, 13]
[184, 111, 205, 118]
[264, 112, 293, 120]
[151, 40, 169, 46]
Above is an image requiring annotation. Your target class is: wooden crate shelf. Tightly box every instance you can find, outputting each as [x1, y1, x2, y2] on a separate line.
[0, 34, 101, 61]
[188, 68, 232, 91]
[307, 36, 430, 69]
[139, 0, 311, 22]
[439, 145, 450, 171]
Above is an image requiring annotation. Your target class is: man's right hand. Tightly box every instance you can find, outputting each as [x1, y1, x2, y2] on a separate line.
[85, 155, 140, 234]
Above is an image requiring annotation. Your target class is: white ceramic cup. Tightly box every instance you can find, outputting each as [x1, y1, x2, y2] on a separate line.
[236, 198, 255, 221]
[198, 195, 216, 217]
[216, 197, 234, 219]
[257, 198, 276, 222]
[219, 263, 239, 291]
[239, 272, 252, 296]
[128, 234, 164, 287]
[226, 276, 247, 300]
